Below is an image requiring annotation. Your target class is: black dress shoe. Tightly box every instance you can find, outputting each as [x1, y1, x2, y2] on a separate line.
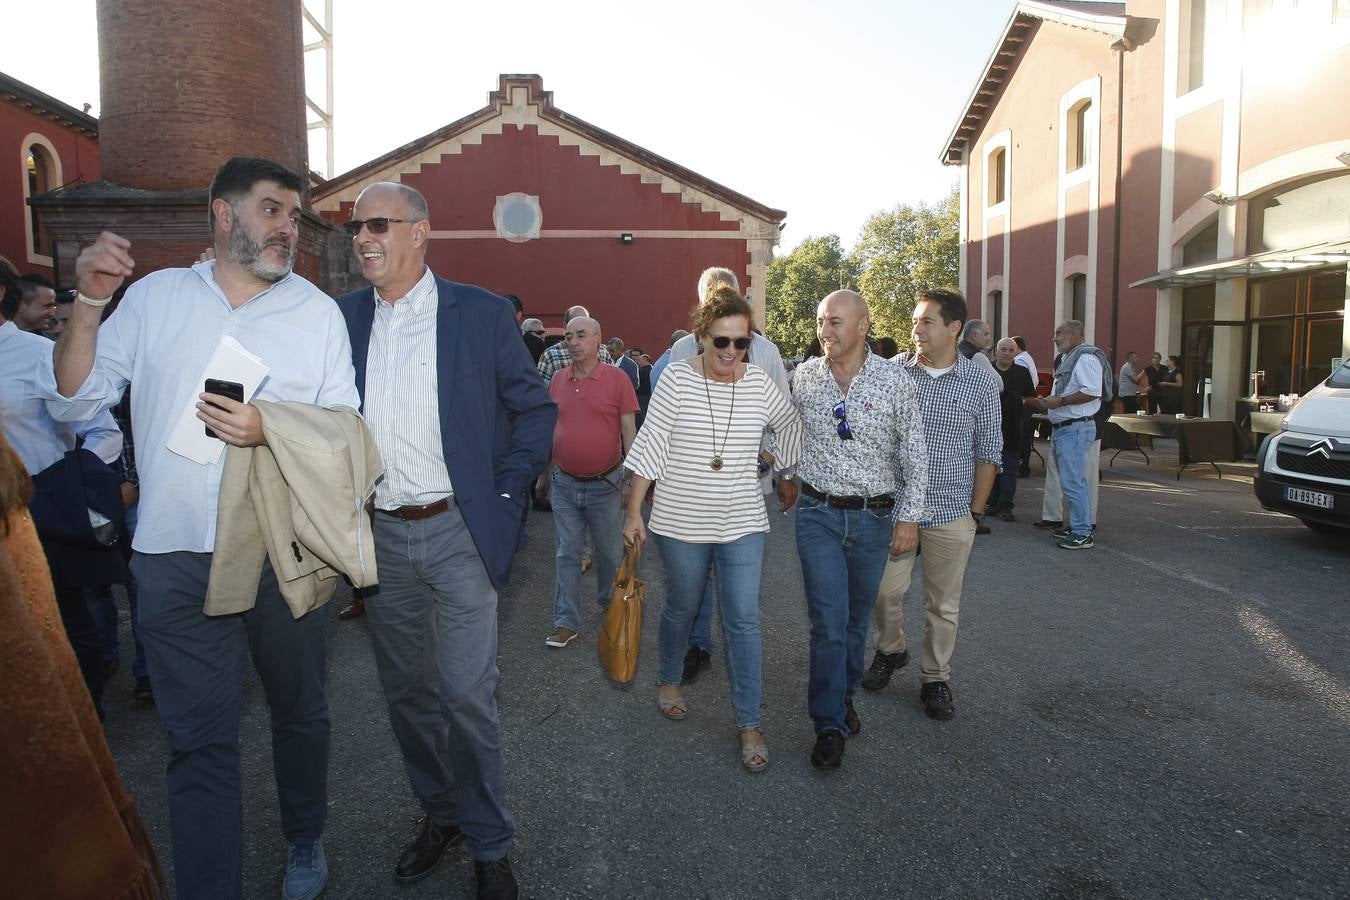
[860, 648, 910, 691]
[681, 645, 711, 683]
[338, 597, 365, 620]
[1032, 519, 1063, 529]
[474, 856, 519, 900]
[844, 698, 861, 736]
[810, 730, 845, 769]
[395, 817, 464, 882]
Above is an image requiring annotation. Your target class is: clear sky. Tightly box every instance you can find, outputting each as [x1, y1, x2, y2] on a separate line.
[7, 0, 1017, 251]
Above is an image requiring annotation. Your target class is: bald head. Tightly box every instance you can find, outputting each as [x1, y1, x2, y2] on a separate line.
[994, 337, 1018, 368]
[565, 316, 602, 364]
[817, 290, 871, 364]
[565, 305, 589, 320]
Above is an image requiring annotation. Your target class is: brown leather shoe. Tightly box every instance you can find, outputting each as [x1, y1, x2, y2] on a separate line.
[338, 596, 365, 620]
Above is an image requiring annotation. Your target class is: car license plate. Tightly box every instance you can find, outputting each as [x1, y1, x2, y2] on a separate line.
[1284, 486, 1333, 509]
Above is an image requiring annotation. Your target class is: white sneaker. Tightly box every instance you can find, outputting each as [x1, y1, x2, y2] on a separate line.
[545, 627, 578, 648]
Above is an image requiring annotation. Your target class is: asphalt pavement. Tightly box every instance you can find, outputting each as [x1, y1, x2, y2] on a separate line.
[99, 440, 1350, 898]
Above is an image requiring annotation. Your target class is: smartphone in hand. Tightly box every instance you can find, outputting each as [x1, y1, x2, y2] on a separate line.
[203, 378, 245, 439]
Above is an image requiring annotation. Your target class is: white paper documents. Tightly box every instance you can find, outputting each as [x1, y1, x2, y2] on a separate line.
[166, 336, 271, 465]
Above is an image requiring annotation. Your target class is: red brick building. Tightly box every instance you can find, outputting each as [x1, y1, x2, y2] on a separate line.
[944, 0, 1350, 421]
[313, 75, 786, 355]
[0, 71, 100, 280]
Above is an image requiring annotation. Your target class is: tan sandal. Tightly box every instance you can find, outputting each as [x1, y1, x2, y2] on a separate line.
[656, 686, 687, 720]
[739, 728, 769, 773]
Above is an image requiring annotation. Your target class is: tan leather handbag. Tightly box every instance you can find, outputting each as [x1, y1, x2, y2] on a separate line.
[598, 542, 645, 683]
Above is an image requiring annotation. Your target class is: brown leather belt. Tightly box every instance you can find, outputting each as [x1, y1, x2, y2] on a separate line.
[558, 460, 622, 482]
[376, 498, 451, 521]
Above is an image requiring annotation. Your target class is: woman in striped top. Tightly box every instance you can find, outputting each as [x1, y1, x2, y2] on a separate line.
[622, 287, 803, 773]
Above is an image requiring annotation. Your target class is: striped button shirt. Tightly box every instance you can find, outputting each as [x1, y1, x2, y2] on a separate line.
[365, 266, 453, 509]
[793, 352, 929, 524]
[625, 360, 803, 543]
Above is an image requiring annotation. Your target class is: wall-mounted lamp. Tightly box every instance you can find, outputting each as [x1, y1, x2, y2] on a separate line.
[1203, 189, 1237, 206]
[1336, 150, 1350, 168]
[619, 233, 633, 244]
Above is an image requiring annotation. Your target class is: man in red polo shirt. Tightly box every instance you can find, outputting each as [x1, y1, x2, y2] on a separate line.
[538, 316, 639, 647]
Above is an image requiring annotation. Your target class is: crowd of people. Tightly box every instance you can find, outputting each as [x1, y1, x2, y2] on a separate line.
[1, 152, 1156, 900]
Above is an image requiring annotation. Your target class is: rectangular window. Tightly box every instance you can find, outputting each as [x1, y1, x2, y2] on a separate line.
[1179, 0, 1208, 94]
[989, 290, 1003, 339]
[1067, 101, 1091, 172]
[1069, 274, 1087, 324]
[988, 148, 1006, 206]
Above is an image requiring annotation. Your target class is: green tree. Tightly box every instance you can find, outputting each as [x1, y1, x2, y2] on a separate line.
[849, 186, 959, 352]
[763, 234, 859, 357]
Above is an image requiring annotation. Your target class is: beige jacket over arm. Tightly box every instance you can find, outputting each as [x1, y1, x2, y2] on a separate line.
[206, 401, 383, 618]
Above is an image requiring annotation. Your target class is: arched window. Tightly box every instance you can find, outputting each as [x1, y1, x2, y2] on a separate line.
[23, 139, 60, 261]
[1066, 99, 1092, 172]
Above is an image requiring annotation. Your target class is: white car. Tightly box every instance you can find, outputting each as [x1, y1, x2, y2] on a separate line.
[1253, 358, 1350, 532]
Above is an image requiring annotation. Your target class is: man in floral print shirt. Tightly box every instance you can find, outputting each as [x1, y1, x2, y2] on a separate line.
[781, 289, 928, 770]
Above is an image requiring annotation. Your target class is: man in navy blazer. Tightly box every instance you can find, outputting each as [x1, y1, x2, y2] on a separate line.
[337, 182, 554, 900]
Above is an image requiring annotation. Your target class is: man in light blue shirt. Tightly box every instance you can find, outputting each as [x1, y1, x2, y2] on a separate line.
[1, 259, 123, 717]
[43, 157, 358, 900]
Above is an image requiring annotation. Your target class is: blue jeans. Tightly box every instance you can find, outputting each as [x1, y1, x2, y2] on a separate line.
[367, 503, 514, 861]
[550, 468, 625, 630]
[1051, 420, 1095, 535]
[653, 531, 765, 729]
[994, 444, 1020, 507]
[795, 496, 893, 735]
[688, 575, 716, 652]
[132, 552, 329, 900]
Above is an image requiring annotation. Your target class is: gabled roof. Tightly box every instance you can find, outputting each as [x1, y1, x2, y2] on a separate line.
[0, 70, 98, 138]
[939, 1, 1127, 165]
[313, 75, 786, 224]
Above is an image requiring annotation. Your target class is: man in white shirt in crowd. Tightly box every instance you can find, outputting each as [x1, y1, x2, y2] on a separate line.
[45, 157, 359, 900]
[0, 255, 122, 718]
[1034, 319, 1105, 550]
[338, 181, 554, 900]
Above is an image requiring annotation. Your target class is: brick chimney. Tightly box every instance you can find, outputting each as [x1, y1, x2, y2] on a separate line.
[31, 0, 339, 289]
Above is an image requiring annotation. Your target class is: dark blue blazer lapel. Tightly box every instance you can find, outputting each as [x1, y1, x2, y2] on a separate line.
[348, 287, 376, 407]
[434, 278, 461, 449]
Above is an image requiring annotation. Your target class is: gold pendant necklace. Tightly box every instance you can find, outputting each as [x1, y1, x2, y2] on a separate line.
[701, 364, 735, 471]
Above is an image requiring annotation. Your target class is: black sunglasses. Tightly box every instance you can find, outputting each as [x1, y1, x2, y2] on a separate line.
[343, 217, 409, 236]
[711, 336, 752, 350]
[832, 400, 853, 440]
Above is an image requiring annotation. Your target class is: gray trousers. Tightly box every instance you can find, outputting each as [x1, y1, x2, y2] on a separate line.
[131, 552, 329, 900]
[367, 502, 515, 861]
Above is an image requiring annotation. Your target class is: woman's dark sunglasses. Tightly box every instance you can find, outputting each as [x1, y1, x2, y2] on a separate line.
[711, 336, 752, 350]
[832, 400, 853, 440]
[342, 217, 408, 236]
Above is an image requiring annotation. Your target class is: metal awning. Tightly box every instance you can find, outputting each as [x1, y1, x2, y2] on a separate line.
[1129, 237, 1350, 289]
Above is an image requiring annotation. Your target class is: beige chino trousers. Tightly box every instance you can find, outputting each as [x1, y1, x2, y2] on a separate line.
[872, 514, 978, 683]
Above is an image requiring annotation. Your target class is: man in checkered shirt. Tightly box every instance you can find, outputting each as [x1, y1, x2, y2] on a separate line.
[862, 289, 1001, 721]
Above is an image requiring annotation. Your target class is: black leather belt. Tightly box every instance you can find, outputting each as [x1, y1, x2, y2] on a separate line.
[1052, 416, 1094, 430]
[376, 498, 451, 520]
[800, 481, 895, 510]
[558, 460, 622, 482]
